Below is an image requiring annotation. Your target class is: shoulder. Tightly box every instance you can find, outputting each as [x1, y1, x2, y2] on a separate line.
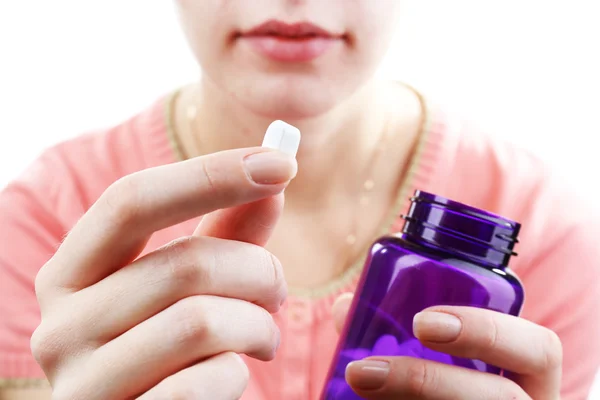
[423, 100, 600, 312]
[49, 94, 173, 190]
[423, 103, 595, 266]
[425, 105, 547, 219]
[421, 103, 600, 398]
[0, 95, 177, 385]
[3, 95, 174, 223]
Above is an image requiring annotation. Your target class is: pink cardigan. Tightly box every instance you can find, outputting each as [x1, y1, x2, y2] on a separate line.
[1, 93, 599, 399]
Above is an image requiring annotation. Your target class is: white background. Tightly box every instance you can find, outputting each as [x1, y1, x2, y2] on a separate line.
[1, 1, 599, 397]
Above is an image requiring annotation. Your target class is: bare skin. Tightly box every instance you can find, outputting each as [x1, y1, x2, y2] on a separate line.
[173, 80, 423, 289]
[2, 0, 564, 398]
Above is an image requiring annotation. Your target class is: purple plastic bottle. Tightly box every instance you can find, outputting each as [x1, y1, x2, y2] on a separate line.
[321, 190, 525, 400]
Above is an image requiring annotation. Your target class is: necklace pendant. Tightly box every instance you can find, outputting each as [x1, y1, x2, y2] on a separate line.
[346, 234, 357, 245]
[363, 179, 375, 191]
[186, 105, 198, 121]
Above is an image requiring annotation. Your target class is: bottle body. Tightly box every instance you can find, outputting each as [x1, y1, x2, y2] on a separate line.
[320, 191, 524, 400]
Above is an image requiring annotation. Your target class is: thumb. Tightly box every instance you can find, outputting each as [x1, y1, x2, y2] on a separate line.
[194, 193, 284, 246]
[195, 119, 300, 245]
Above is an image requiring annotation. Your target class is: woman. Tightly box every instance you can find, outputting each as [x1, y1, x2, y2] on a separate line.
[1, 1, 599, 399]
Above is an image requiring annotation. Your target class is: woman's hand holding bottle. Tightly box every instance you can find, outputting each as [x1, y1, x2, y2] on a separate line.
[332, 294, 563, 399]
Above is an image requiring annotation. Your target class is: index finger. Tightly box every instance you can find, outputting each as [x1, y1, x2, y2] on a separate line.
[413, 306, 562, 398]
[39, 147, 297, 296]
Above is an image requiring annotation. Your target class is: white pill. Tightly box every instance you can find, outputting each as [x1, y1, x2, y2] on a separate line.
[262, 120, 301, 158]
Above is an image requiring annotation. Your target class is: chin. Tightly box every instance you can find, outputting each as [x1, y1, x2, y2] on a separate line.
[229, 72, 358, 120]
[242, 90, 338, 120]
[200, 43, 374, 121]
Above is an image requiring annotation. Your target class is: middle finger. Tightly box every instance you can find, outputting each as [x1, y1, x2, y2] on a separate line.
[346, 356, 530, 400]
[79, 295, 279, 400]
[76, 235, 286, 342]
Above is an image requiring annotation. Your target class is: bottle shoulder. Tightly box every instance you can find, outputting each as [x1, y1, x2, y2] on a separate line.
[371, 235, 523, 288]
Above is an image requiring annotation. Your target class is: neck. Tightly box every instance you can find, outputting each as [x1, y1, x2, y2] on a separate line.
[175, 78, 421, 210]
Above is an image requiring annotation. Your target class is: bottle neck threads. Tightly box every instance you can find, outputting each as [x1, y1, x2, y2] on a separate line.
[401, 191, 520, 269]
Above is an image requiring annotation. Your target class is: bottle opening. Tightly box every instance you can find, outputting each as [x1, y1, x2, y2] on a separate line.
[401, 190, 521, 268]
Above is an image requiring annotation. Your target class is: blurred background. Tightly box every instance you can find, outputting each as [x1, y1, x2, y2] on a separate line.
[1, 0, 599, 397]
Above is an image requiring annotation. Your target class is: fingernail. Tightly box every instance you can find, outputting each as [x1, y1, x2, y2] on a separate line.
[346, 360, 389, 390]
[244, 151, 297, 184]
[413, 311, 462, 343]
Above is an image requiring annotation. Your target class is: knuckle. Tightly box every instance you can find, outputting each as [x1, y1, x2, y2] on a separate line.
[540, 329, 563, 371]
[258, 249, 286, 300]
[34, 262, 53, 303]
[170, 297, 213, 345]
[199, 158, 219, 198]
[164, 236, 207, 285]
[224, 352, 250, 397]
[256, 308, 280, 359]
[102, 175, 141, 227]
[30, 323, 64, 371]
[258, 303, 277, 329]
[481, 313, 500, 350]
[403, 359, 433, 396]
[29, 326, 45, 364]
[242, 304, 279, 361]
[155, 353, 249, 400]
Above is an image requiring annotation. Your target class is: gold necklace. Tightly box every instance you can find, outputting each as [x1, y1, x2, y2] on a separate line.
[182, 86, 393, 255]
[182, 84, 203, 160]
[168, 82, 432, 298]
[344, 115, 393, 248]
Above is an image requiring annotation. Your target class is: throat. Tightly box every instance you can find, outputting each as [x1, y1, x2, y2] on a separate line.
[266, 179, 400, 293]
[171, 80, 426, 295]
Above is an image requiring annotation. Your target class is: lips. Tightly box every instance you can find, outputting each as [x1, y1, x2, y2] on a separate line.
[244, 20, 339, 39]
[237, 20, 344, 62]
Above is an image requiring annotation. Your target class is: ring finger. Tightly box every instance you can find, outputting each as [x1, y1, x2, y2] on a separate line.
[74, 235, 286, 342]
[75, 295, 279, 400]
[138, 352, 249, 400]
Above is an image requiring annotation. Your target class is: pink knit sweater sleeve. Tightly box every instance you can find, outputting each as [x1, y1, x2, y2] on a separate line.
[0, 149, 74, 382]
[0, 98, 172, 389]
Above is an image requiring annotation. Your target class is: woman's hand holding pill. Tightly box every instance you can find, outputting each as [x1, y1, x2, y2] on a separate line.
[331, 295, 563, 400]
[31, 123, 300, 399]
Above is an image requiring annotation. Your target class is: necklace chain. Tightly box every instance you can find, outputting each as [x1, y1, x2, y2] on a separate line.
[344, 115, 393, 247]
[182, 86, 393, 251]
[167, 82, 431, 298]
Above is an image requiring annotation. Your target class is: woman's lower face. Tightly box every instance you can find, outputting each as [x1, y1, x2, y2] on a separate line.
[174, 0, 402, 119]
